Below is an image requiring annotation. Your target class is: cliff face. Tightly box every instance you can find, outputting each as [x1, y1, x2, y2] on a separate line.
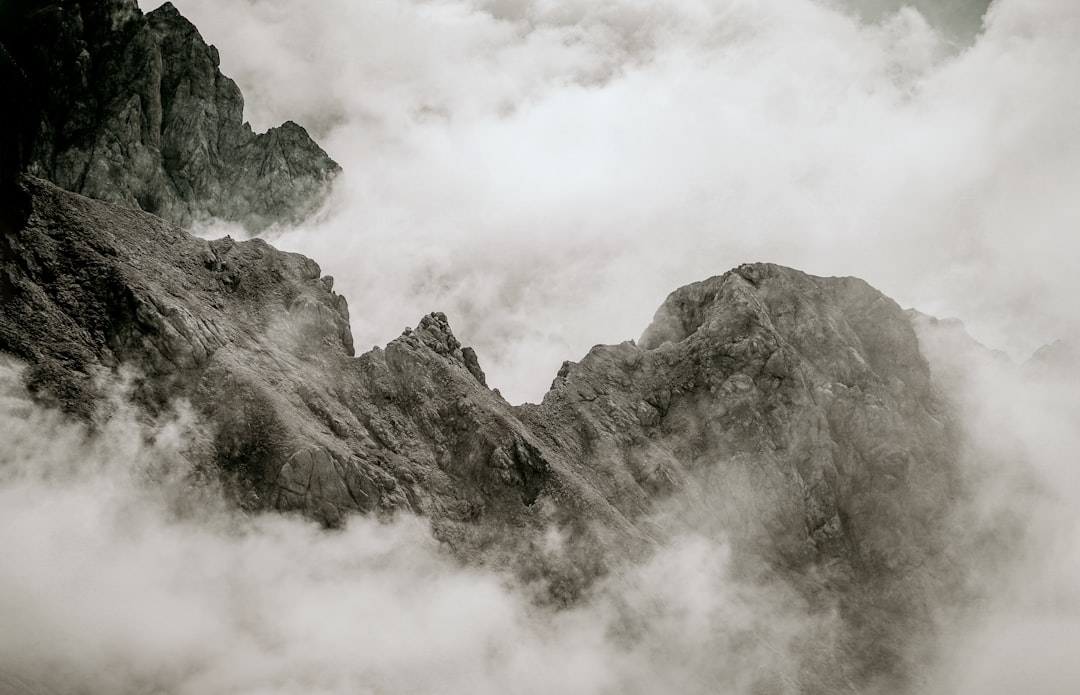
[526, 265, 962, 685]
[0, 0, 339, 232]
[0, 176, 965, 690]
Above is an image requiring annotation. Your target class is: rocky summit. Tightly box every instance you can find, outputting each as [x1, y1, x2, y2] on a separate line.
[0, 0, 338, 232]
[0, 175, 968, 692]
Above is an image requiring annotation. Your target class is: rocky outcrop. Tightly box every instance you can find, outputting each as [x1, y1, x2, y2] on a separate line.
[0, 176, 568, 535]
[0, 177, 967, 691]
[0, 0, 338, 232]
[523, 265, 964, 687]
[543, 265, 959, 574]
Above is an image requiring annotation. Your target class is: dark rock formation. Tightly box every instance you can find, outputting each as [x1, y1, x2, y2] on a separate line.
[527, 265, 964, 687]
[0, 0, 339, 232]
[580, 267, 957, 578]
[0, 177, 968, 691]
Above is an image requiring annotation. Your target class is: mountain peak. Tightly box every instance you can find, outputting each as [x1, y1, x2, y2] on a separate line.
[0, 0, 339, 232]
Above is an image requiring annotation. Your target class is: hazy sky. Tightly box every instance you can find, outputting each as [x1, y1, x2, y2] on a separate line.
[137, 0, 1078, 405]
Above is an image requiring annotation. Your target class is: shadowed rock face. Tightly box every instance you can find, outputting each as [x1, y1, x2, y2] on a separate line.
[0, 177, 966, 691]
[0, 0, 339, 232]
[526, 264, 963, 687]
[550, 264, 959, 570]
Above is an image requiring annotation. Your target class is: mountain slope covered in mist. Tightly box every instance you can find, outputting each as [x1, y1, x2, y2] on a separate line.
[0, 175, 974, 691]
[5, 0, 1079, 693]
[0, 0, 338, 232]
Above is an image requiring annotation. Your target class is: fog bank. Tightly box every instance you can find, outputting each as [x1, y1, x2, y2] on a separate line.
[0, 359, 831, 695]
[137, 0, 1078, 404]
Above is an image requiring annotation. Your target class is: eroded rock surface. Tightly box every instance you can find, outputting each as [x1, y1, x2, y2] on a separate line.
[0, 177, 968, 691]
[524, 265, 964, 687]
[0, 0, 338, 232]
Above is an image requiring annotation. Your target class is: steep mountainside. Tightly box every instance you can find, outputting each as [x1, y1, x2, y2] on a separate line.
[0, 176, 966, 691]
[0, 0, 338, 232]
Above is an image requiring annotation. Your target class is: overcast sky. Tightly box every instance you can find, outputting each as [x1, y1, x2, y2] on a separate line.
[140, 0, 1078, 404]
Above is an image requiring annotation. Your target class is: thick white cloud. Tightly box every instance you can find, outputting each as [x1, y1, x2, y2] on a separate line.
[0, 358, 824, 695]
[140, 0, 1077, 403]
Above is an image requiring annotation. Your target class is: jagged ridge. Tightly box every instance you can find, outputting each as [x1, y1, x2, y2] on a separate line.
[0, 0, 339, 232]
[0, 177, 968, 690]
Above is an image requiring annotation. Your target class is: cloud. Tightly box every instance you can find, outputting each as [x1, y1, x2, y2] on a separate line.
[137, 0, 1079, 405]
[4, 311, 1080, 694]
[904, 322, 1080, 695]
[0, 356, 835, 695]
[45, 3, 1080, 688]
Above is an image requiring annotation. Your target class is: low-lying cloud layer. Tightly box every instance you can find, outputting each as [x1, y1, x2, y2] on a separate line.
[5, 1, 1078, 692]
[3, 318, 1080, 693]
[0, 358, 833, 695]
[139, 0, 1078, 404]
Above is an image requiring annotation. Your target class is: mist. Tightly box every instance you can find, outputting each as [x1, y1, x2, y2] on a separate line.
[134, 0, 1079, 405]
[4, 305, 1080, 693]
[910, 323, 1080, 694]
[4, 0, 1079, 692]
[0, 358, 834, 695]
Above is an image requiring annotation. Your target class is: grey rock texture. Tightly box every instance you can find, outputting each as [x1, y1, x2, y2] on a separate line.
[1, 177, 968, 691]
[0, 0, 339, 232]
[525, 265, 964, 686]
[557, 265, 957, 579]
